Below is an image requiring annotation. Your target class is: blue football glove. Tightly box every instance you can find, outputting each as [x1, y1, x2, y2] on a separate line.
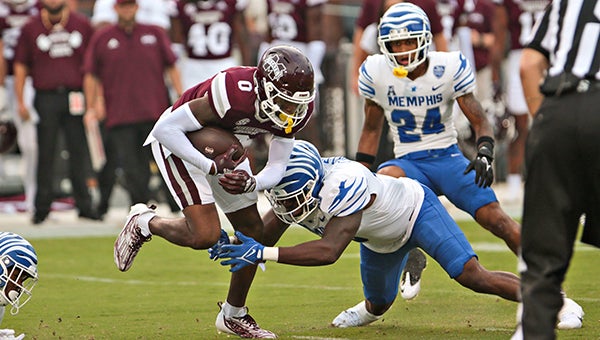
[219, 231, 264, 272]
[207, 229, 231, 261]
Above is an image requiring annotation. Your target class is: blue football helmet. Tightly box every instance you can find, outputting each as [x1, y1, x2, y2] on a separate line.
[266, 140, 323, 224]
[0, 232, 38, 315]
[378, 3, 432, 73]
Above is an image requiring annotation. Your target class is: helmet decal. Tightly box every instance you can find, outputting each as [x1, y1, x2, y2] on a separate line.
[266, 140, 323, 224]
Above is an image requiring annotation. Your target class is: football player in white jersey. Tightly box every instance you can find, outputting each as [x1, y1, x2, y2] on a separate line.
[355, 2, 521, 292]
[212, 140, 582, 330]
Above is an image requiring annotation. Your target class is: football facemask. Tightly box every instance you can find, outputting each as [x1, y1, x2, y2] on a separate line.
[0, 232, 38, 315]
[378, 3, 432, 74]
[0, 255, 38, 315]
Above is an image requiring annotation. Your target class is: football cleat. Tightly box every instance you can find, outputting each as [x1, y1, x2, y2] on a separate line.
[557, 297, 584, 329]
[114, 204, 155, 272]
[400, 248, 427, 300]
[215, 302, 277, 338]
[331, 301, 382, 328]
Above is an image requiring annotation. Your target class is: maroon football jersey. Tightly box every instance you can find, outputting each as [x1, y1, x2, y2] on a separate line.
[173, 66, 314, 138]
[493, 0, 550, 50]
[355, 0, 444, 36]
[0, 0, 38, 75]
[175, 0, 246, 60]
[266, 0, 326, 43]
[14, 10, 93, 90]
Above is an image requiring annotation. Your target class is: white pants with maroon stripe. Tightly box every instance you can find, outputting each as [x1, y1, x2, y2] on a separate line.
[150, 140, 258, 213]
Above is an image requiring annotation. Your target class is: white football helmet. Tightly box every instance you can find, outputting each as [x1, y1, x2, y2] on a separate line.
[255, 46, 315, 133]
[266, 140, 323, 224]
[0, 232, 38, 315]
[378, 3, 432, 73]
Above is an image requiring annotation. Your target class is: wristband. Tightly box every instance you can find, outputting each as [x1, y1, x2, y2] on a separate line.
[262, 247, 279, 262]
[476, 136, 495, 150]
[355, 152, 376, 164]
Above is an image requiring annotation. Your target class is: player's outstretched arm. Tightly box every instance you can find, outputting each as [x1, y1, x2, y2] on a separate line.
[218, 213, 362, 271]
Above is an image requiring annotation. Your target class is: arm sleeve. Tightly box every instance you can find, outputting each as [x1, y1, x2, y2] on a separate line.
[151, 102, 215, 174]
[254, 136, 295, 191]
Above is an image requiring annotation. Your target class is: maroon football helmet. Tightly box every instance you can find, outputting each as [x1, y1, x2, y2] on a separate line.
[0, 120, 17, 154]
[255, 45, 315, 133]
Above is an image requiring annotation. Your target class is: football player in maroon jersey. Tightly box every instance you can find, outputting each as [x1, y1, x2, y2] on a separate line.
[171, 0, 251, 91]
[114, 45, 315, 338]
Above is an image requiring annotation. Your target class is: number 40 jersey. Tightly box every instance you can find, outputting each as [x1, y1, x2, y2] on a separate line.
[358, 51, 476, 158]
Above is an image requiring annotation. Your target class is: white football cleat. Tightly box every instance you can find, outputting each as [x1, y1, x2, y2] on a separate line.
[557, 297, 584, 329]
[400, 248, 427, 300]
[331, 301, 382, 328]
[215, 302, 277, 338]
[114, 204, 155, 272]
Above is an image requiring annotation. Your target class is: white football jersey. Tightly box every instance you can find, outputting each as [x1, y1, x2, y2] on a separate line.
[359, 51, 476, 157]
[299, 157, 424, 253]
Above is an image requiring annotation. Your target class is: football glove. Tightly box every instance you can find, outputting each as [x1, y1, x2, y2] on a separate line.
[464, 138, 494, 188]
[207, 229, 231, 261]
[212, 144, 247, 174]
[218, 231, 264, 272]
[218, 169, 256, 194]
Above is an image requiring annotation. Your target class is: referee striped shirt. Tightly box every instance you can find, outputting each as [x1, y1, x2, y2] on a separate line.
[526, 0, 600, 80]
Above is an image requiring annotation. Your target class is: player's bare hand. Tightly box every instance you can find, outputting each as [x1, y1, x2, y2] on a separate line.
[213, 145, 247, 174]
[218, 169, 256, 194]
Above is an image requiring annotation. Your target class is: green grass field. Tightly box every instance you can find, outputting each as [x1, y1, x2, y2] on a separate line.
[3, 220, 599, 339]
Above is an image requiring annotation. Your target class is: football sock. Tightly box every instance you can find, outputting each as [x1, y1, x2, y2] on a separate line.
[222, 301, 247, 318]
[137, 211, 155, 237]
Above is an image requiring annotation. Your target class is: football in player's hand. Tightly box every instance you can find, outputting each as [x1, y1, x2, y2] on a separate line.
[187, 126, 244, 160]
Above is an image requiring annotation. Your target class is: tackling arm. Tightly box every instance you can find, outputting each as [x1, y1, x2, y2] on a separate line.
[276, 213, 361, 266]
[261, 210, 290, 247]
[219, 212, 362, 271]
[355, 99, 385, 169]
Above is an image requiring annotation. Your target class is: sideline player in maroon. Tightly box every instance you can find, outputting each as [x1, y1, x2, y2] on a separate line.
[171, 0, 251, 90]
[113, 45, 315, 338]
[83, 0, 183, 217]
[13, 0, 99, 224]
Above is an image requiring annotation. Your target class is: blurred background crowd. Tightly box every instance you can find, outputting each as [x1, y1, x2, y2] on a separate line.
[0, 0, 544, 223]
